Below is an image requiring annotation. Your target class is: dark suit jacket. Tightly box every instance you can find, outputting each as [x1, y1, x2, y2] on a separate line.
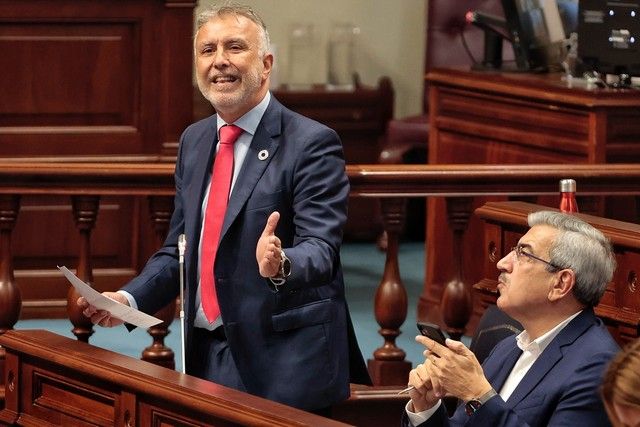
[408, 309, 618, 427]
[122, 96, 369, 410]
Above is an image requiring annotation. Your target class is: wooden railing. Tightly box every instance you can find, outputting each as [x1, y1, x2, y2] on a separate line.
[3, 161, 640, 395]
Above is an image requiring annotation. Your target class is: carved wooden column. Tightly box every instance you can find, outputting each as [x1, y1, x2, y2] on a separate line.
[0, 195, 21, 334]
[141, 195, 176, 368]
[440, 197, 473, 341]
[0, 195, 20, 407]
[67, 196, 100, 342]
[367, 197, 412, 385]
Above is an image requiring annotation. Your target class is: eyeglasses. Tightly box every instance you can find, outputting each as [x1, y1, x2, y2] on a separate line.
[511, 245, 562, 270]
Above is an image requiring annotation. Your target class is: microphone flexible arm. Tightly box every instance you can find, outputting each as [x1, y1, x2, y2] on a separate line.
[465, 10, 511, 70]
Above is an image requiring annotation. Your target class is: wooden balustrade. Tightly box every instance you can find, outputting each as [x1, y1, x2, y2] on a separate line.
[141, 195, 177, 369]
[4, 161, 640, 392]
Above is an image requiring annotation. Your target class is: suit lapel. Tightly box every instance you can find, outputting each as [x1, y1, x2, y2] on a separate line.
[485, 343, 523, 391]
[220, 99, 283, 239]
[185, 119, 217, 297]
[185, 122, 218, 244]
[505, 309, 595, 405]
[505, 340, 562, 405]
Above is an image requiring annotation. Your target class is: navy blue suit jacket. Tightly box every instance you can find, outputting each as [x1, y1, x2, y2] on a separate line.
[410, 309, 618, 427]
[122, 96, 368, 410]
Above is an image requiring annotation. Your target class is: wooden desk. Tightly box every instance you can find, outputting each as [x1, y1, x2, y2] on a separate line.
[474, 201, 640, 346]
[427, 68, 640, 164]
[421, 67, 640, 331]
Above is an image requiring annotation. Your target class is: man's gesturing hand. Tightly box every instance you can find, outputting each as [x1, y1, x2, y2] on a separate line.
[256, 211, 283, 278]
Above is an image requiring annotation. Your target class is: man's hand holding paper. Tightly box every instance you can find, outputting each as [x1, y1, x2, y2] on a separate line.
[60, 266, 161, 329]
[77, 292, 128, 328]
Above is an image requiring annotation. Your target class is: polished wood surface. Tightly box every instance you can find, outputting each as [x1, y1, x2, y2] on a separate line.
[427, 68, 640, 164]
[0, 329, 350, 426]
[474, 201, 640, 346]
[4, 161, 640, 195]
[0, 0, 194, 317]
[0, 0, 194, 157]
[424, 67, 640, 333]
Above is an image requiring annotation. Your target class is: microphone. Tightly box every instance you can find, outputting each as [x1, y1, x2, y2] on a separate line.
[465, 10, 507, 32]
[178, 234, 187, 374]
[466, 10, 510, 70]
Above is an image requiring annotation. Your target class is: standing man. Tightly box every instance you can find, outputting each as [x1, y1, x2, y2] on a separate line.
[78, 3, 369, 414]
[404, 211, 619, 426]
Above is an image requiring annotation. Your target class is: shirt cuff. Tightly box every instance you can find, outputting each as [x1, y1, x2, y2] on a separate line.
[405, 399, 442, 426]
[117, 290, 138, 310]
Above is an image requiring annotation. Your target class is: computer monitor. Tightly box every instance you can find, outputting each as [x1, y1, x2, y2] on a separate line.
[557, 0, 579, 35]
[578, 0, 640, 77]
[501, 0, 570, 72]
[468, 1, 579, 72]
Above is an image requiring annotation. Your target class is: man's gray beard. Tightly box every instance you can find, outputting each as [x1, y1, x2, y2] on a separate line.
[196, 72, 262, 112]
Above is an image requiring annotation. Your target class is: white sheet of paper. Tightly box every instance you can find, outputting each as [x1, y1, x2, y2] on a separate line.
[58, 265, 162, 329]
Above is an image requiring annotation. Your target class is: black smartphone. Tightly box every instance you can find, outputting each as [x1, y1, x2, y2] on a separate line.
[417, 322, 447, 345]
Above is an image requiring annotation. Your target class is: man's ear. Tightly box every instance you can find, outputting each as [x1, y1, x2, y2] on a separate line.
[549, 269, 575, 301]
[262, 53, 274, 79]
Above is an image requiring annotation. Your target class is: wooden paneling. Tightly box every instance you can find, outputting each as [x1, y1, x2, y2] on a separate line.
[0, 0, 194, 156]
[0, 0, 194, 318]
[434, 87, 592, 157]
[0, 23, 137, 128]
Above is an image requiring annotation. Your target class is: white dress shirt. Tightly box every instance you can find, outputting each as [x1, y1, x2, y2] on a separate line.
[498, 310, 581, 400]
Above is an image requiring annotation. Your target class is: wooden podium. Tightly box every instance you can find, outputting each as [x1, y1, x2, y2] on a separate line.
[0, 329, 349, 426]
[421, 67, 640, 331]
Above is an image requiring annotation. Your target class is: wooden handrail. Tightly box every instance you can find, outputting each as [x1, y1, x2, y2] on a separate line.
[3, 161, 640, 195]
[0, 160, 175, 195]
[347, 163, 640, 197]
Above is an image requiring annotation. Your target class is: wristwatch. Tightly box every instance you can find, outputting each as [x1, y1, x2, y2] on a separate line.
[278, 249, 291, 279]
[464, 388, 497, 416]
[269, 249, 291, 289]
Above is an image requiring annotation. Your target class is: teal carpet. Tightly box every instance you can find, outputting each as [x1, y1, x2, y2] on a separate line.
[14, 241, 428, 369]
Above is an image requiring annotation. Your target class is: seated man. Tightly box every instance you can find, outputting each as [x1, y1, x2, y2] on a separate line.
[404, 210, 619, 427]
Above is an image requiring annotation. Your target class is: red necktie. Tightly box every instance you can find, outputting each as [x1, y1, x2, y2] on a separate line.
[201, 124, 243, 322]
